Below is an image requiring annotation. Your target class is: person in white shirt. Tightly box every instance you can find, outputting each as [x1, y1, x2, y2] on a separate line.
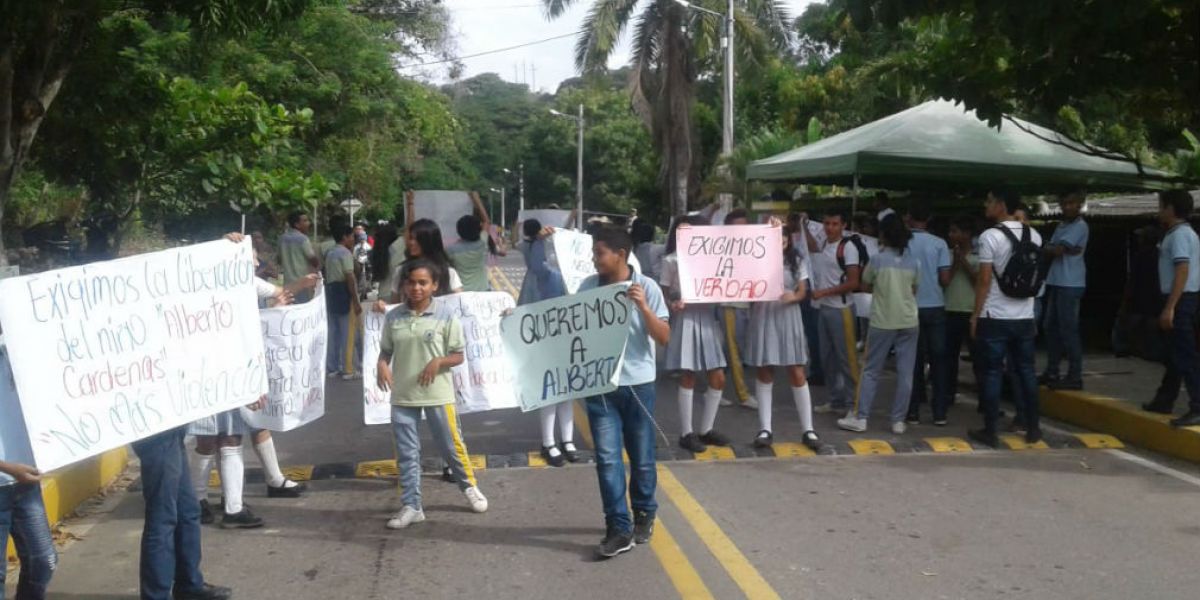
[804, 208, 863, 414]
[969, 190, 1044, 448]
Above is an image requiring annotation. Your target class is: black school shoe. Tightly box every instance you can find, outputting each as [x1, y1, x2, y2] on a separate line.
[1171, 411, 1200, 427]
[561, 441, 580, 463]
[967, 428, 999, 449]
[633, 510, 655, 544]
[220, 506, 264, 529]
[541, 445, 567, 468]
[679, 433, 707, 454]
[596, 529, 635, 559]
[199, 500, 216, 525]
[801, 431, 822, 452]
[267, 480, 308, 498]
[441, 466, 455, 483]
[698, 429, 732, 447]
[1143, 399, 1175, 415]
[173, 583, 233, 600]
[752, 430, 773, 448]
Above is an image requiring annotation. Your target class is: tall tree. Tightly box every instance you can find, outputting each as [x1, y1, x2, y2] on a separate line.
[543, 0, 792, 216]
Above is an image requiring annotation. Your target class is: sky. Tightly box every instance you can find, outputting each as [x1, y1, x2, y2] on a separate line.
[403, 0, 819, 91]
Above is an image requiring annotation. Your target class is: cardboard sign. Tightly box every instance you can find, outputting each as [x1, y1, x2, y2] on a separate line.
[412, 190, 475, 247]
[500, 282, 631, 412]
[362, 307, 394, 425]
[241, 286, 328, 431]
[676, 224, 784, 303]
[442, 292, 518, 413]
[548, 230, 641, 294]
[0, 240, 266, 471]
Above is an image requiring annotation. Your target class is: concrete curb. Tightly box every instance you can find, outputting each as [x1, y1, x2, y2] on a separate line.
[1041, 387, 1200, 463]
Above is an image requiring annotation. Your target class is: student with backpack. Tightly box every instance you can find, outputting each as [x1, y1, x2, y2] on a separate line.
[969, 189, 1045, 448]
[804, 208, 864, 415]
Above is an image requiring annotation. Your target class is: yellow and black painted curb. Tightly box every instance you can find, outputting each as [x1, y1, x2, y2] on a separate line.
[1041, 387, 1200, 464]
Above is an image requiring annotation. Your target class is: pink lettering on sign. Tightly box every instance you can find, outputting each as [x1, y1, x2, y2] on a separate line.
[676, 224, 784, 304]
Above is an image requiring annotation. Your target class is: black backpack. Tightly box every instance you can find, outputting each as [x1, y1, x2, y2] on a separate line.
[994, 224, 1045, 298]
[836, 235, 870, 300]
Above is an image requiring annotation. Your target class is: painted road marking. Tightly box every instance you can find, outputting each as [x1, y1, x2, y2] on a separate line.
[926, 437, 973, 453]
[650, 521, 717, 600]
[355, 460, 398, 478]
[468, 455, 487, 471]
[848, 439, 895, 455]
[281, 465, 315, 481]
[1074, 433, 1124, 449]
[658, 465, 782, 600]
[772, 442, 816, 458]
[692, 446, 736, 462]
[1107, 449, 1200, 488]
[528, 452, 548, 468]
[999, 435, 1050, 451]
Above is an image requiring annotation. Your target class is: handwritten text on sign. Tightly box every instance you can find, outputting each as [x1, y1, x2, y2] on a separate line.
[0, 240, 266, 471]
[241, 286, 327, 431]
[500, 282, 631, 412]
[441, 292, 518, 414]
[362, 307, 394, 425]
[548, 230, 641, 294]
[676, 225, 784, 303]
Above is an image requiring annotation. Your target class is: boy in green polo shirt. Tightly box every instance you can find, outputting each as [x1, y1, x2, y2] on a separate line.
[377, 259, 488, 530]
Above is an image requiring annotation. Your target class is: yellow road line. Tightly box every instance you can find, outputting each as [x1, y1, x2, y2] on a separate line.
[650, 520, 717, 600]
[489, 266, 520, 298]
[692, 446, 736, 462]
[657, 465, 782, 600]
[1074, 433, 1124, 449]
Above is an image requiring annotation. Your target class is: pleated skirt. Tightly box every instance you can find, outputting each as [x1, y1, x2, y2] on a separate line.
[745, 301, 809, 367]
[188, 409, 249, 436]
[665, 304, 728, 372]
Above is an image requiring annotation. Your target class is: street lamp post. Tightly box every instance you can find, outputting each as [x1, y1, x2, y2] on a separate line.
[550, 104, 585, 230]
[677, 0, 735, 212]
[489, 187, 505, 227]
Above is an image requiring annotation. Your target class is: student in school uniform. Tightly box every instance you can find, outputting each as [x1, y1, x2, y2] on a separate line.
[376, 259, 489, 530]
[1145, 190, 1200, 427]
[718, 209, 757, 409]
[382, 219, 464, 303]
[660, 216, 730, 454]
[447, 193, 494, 292]
[744, 223, 821, 450]
[804, 208, 863, 415]
[905, 201, 952, 426]
[944, 216, 985, 402]
[838, 215, 921, 434]
[324, 225, 363, 380]
[279, 210, 319, 303]
[579, 227, 670, 559]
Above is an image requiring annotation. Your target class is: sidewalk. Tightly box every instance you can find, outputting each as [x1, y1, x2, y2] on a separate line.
[1036, 353, 1200, 463]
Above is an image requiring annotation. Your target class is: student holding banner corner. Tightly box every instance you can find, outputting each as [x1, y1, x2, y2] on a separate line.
[578, 227, 670, 559]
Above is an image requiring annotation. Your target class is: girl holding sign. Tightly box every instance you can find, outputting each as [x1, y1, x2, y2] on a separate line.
[660, 216, 731, 454]
[745, 224, 822, 451]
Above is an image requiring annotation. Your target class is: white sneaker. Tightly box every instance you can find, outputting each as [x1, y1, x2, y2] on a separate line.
[341, 372, 362, 381]
[891, 421, 907, 435]
[813, 403, 835, 414]
[463, 486, 488, 513]
[719, 397, 735, 407]
[386, 506, 425, 529]
[837, 416, 867, 432]
[742, 397, 759, 410]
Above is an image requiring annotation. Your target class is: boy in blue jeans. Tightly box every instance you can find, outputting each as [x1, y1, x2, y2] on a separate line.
[578, 228, 670, 559]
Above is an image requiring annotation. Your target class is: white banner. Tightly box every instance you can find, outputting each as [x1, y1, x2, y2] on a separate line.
[241, 286, 328, 431]
[0, 338, 37, 471]
[442, 292, 518, 414]
[517, 209, 573, 229]
[500, 282, 631, 412]
[547, 229, 639, 294]
[412, 190, 474, 247]
[0, 240, 266, 471]
[362, 307, 393, 425]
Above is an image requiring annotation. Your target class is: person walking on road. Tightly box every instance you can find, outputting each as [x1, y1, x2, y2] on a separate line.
[1143, 190, 1200, 427]
[579, 227, 670, 559]
[1039, 191, 1089, 390]
[745, 223, 821, 450]
[376, 260, 488, 530]
[838, 215, 920, 435]
[660, 216, 730, 455]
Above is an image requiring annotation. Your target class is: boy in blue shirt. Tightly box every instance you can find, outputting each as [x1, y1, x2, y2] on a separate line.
[1040, 191, 1089, 390]
[578, 228, 670, 559]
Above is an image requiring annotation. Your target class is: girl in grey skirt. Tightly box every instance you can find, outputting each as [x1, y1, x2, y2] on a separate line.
[746, 224, 821, 450]
[661, 216, 730, 454]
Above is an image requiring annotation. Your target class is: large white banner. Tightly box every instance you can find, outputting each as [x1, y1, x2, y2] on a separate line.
[517, 209, 573, 229]
[412, 190, 474, 247]
[362, 307, 393, 425]
[499, 282, 631, 412]
[548, 230, 640, 294]
[241, 286, 328, 431]
[442, 292, 518, 413]
[0, 338, 37, 471]
[0, 240, 266, 471]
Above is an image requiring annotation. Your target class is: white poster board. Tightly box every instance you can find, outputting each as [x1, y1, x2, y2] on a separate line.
[499, 282, 631, 412]
[675, 224, 784, 303]
[362, 307, 394, 425]
[241, 286, 328, 431]
[547, 230, 640, 294]
[412, 190, 475, 247]
[0, 240, 266, 471]
[517, 209, 573, 230]
[0, 338, 37, 471]
[442, 292, 518, 413]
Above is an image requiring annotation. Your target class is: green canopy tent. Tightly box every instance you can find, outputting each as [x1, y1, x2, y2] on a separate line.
[747, 99, 1172, 213]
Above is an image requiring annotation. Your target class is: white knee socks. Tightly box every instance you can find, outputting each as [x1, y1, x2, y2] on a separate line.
[539, 405, 558, 448]
[678, 388, 695, 435]
[793, 384, 814, 432]
[252, 437, 288, 488]
[219, 445, 245, 514]
[701, 389, 723, 434]
[756, 380, 774, 433]
[557, 401, 574, 443]
[189, 450, 214, 500]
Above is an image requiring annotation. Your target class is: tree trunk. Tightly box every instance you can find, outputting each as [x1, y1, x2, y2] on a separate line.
[661, 7, 695, 217]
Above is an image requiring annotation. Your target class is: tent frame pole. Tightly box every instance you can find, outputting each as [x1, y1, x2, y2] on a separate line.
[851, 173, 859, 232]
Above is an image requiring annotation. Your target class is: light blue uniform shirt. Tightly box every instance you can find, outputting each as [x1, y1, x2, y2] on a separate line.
[1046, 218, 1089, 288]
[1, 338, 36, 485]
[909, 229, 950, 308]
[1159, 223, 1200, 294]
[578, 268, 669, 387]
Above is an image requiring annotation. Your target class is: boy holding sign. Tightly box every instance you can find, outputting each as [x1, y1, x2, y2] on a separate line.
[578, 228, 670, 559]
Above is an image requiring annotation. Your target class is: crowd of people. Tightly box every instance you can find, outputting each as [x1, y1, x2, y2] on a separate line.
[5, 187, 1200, 597]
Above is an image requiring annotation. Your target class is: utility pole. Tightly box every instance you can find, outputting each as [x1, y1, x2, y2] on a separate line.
[677, 0, 737, 213]
[518, 163, 525, 213]
[550, 106, 586, 229]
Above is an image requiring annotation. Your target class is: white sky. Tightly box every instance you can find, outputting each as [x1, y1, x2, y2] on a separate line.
[406, 0, 819, 91]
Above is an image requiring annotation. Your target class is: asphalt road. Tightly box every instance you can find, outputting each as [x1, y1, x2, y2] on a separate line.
[25, 252, 1200, 600]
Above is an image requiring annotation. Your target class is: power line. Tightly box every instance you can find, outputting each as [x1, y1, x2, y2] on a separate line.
[397, 31, 581, 68]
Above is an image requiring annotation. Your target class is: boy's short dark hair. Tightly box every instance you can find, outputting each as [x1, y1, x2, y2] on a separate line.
[334, 225, 354, 242]
[456, 214, 483, 242]
[724, 208, 750, 225]
[400, 258, 441, 285]
[593, 226, 633, 257]
[1160, 189, 1194, 219]
[287, 211, 307, 228]
[908, 200, 933, 223]
[823, 208, 849, 224]
[523, 219, 542, 239]
[989, 188, 1022, 214]
[631, 220, 656, 244]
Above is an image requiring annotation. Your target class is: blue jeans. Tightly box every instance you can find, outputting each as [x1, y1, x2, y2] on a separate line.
[586, 383, 658, 534]
[0, 482, 56, 600]
[978, 319, 1039, 434]
[945, 312, 984, 399]
[911, 307, 950, 420]
[131, 427, 206, 600]
[1043, 285, 1085, 381]
[1154, 293, 1200, 412]
[326, 312, 362, 374]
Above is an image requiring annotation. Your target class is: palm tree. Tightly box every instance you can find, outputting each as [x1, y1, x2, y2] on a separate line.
[543, 1, 793, 216]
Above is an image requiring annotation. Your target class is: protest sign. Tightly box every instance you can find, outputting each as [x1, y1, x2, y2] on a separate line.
[412, 190, 474, 247]
[0, 240, 266, 471]
[548, 230, 641, 294]
[676, 224, 784, 304]
[442, 292, 518, 414]
[362, 306, 394, 425]
[500, 282, 631, 412]
[241, 286, 328, 431]
[0, 338, 37, 472]
[517, 209, 573, 230]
